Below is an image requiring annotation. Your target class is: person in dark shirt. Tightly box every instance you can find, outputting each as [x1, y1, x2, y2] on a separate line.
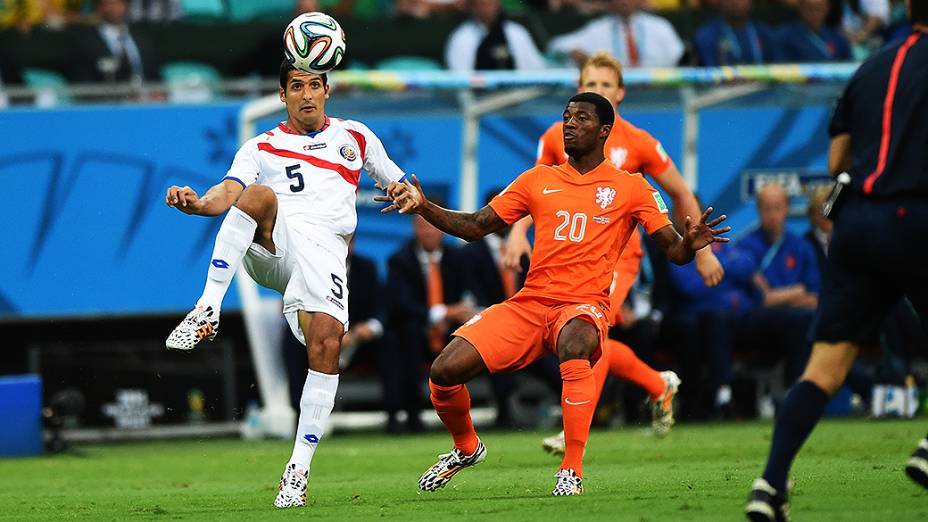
[694, 0, 780, 66]
[779, 0, 853, 62]
[747, 2, 928, 518]
[668, 241, 753, 418]
[735, 184, 820, 395]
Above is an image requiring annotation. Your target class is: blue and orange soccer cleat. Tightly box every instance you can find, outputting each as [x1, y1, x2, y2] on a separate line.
[418, 441, 487, 492]
[551, 468, 583, 496]
[274, 463, 308, 508]
[166, 306, 219, 351]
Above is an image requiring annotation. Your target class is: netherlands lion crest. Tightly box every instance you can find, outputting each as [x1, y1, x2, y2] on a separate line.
[595, 187, 616, 209]
[339, 144, 358, 161]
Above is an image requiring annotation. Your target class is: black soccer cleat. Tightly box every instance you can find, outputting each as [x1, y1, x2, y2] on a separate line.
[905, 438, 928, 490]
[745, 478, 790, 522]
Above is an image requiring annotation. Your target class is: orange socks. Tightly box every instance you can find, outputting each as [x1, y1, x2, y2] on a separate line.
[595, 339, 665, 400]
[560, 359, 596, 477]
[429, 380, 479, 456]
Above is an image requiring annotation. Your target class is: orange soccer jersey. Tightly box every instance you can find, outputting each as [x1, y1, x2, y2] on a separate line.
[489, 161, 672, 309]
[537, 114, 672, 324]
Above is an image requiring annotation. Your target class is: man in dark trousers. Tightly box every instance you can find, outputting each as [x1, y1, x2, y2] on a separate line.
[384, 211, 475, 432]
[746, 1, 928, 519]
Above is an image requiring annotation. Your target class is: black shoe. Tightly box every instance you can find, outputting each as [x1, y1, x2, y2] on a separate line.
[745, 478, 790, 522]
[905, 438, 928, 490]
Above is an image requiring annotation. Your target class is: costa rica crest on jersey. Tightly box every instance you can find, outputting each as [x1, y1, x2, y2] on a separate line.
[596, 186, 616, 209]
[339, 144, 358, 161]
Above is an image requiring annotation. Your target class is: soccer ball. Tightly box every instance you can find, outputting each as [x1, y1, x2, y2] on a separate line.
[283, 12, 346, 74]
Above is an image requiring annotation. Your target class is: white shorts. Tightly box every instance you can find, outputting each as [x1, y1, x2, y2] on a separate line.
[242, 208, 349, 345]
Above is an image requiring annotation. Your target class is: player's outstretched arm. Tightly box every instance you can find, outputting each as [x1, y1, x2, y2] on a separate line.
[165, 179, 243, 217]
[376, 175, 508, 242]
[652, 206, 730, 265]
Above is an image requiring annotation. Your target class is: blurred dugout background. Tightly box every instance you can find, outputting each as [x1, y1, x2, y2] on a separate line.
[1, 0, 925, 455]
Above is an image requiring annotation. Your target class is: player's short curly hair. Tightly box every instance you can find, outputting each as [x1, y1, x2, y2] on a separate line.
[567, 92, 615, 128]
[579, 52, 625, 88]
[279, 60, 329, 90]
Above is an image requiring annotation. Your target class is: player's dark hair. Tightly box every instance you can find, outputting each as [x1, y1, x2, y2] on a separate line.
[567, 92, 615, 128]
[911, 0, 928, 24]
[279, 59, 328, 90]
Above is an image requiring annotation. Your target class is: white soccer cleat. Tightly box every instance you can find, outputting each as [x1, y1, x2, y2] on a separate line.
[552, 468, 583, 496]
[166, 306, 219, 351]
[649, 371, 681, 437]
[274, 463, 308, 509]
[418, 441, 487, 492]
[542, 431, 566, 456]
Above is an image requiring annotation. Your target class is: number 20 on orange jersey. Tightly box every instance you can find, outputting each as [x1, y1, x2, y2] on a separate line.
[554, 211, 587, 242]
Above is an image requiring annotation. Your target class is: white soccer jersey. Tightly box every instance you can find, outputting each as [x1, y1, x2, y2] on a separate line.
[224, 117, 405, 257]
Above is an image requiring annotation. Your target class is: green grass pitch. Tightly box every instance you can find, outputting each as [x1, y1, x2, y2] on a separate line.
[1, 419, 925, 520]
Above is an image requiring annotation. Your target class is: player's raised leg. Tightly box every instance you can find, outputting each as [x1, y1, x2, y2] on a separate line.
[418, 337, 489, 492]
[553, 317, 602, 496]
[275, 310, 343, 509]
[543, 340, 679, 455]
[166, 185, 278, 351]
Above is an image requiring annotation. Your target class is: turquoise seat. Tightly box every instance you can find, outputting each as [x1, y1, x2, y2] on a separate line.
[227, 0, 294, 20]
[22, 68, 73, 106]
[161, 61, 222, 102]
[375, 56, 443, 71]
[180, 0, 226, 19]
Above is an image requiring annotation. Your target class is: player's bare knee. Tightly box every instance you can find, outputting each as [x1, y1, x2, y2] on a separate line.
[557, 319, 599, 361]
[307, 333, 342, 374]
[429, 357, 454, 386]
[234, 185, 276, 223]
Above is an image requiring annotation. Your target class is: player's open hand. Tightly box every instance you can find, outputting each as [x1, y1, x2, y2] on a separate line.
[165, 185, 202, 214]
[683, 207, 730, 252]
[374, 175, 426, 214]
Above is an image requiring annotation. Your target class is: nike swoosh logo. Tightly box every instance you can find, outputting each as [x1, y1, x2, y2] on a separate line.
[543, 188, 563, 195]
[564, 398, 591, 406]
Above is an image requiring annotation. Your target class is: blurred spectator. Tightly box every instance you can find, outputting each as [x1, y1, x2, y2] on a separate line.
[126, 0, 181, 22]
[547, 0, 685, 67]
[735, 183, 819, 386]
[0, 0, 85, 31]
[383, 213, 475, 432]
[883, 0, 913, 42]
[444, 0, 546, 71]
[827, 0, 889, 54]
[694, 0, 780, 65]
[804, 185, 831, 273]
[779, 0, 852, 61]
[338, 244, 385, 371]
[70, 0, 158, 83]
[667, 196, 754, 418]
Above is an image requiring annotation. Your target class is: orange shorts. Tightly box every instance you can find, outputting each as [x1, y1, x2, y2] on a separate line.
[452, 293, 609, 374]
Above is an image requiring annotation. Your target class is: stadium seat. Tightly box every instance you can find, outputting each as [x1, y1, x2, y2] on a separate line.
[227, 0, 293, 21]
[375, 56, 443, 71]
[161, 61, 222, 103]
[180, 0, 226, 20]
[22, 68, 73, 107]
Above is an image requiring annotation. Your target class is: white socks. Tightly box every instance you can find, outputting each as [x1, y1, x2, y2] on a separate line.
[195, 206, 257, 313]
[288, 369, 338, 471]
